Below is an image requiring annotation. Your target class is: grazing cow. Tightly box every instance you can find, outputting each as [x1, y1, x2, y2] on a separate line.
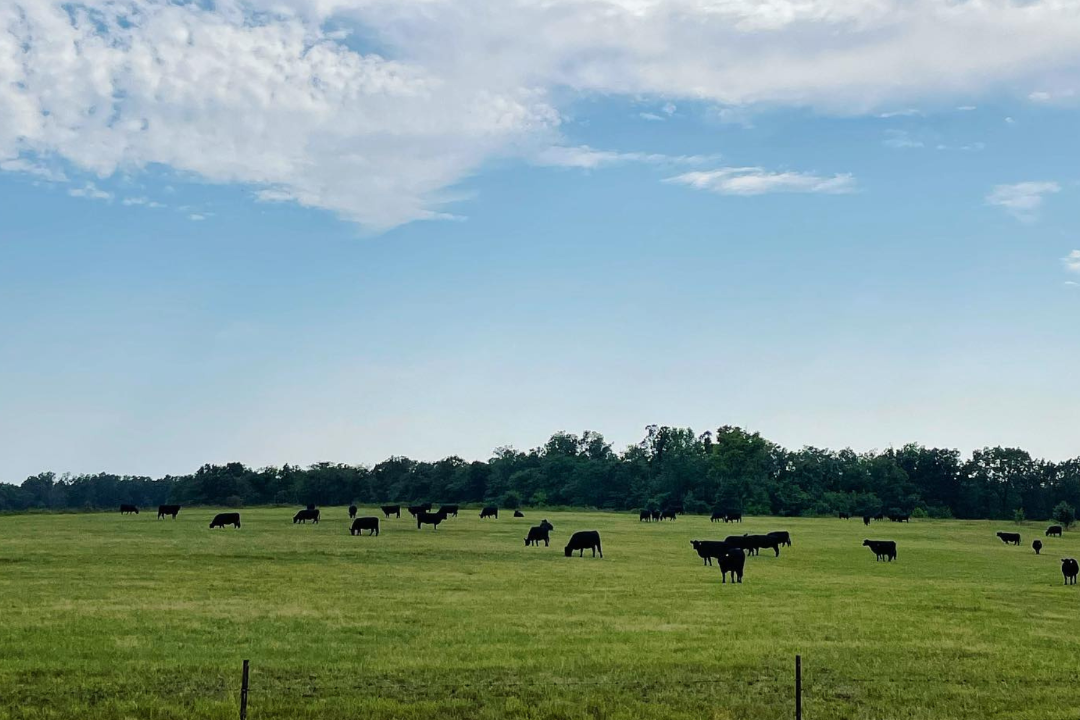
[348, 505, 358, 519]
[650, 510, 661, 522]
[719, 547, 746, 584]
[120, 504, 139, 515]
[564, 530, 603, 558]
[440, 505, 460, 518]
[1062, 558, 1079, 585]
[350, 517, 380, 536]
[1033, 540, 1043, 555]
[690, 540, 730, 566]
[839, 512, 851, 519]
[381, 505, 401, 519]
[767, 531, 792, 547]
[660, 509, 677, 522]
[997, 532, 1021, 546]
[539, 519, 554, 532]
[157, 504, 180, 519]
[525, 526, 550, 547]
[746, 534, 782, 557]
[863, 516, 871, 526]
[710, 511, 724, 523]
[293, 508, 320, 524]
[874, 513, 885, 521]
[514, 510, 525, 518]
[725, 513, 743, 523]
[888, 514, 911, 523]
[480, 506, 499, 519]
[407, 505, 426, 517]
[724, 535, 759, 556]
[1046, 526, 1063, 538]
[863, 539, 897, 562]
[210, 512, 241, 529]
[417, 510, 446, 530]
[640, 510, 653, 522]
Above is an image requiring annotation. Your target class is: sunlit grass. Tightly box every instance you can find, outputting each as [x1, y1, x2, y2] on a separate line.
[1, 509, 1078, 719]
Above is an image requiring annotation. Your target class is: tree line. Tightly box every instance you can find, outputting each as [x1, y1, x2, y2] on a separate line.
[4, 425, 1080, 520]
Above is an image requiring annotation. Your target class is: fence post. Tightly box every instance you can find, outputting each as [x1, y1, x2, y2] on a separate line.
[240, 659, 250, 720]
[795, 655, 802, 720]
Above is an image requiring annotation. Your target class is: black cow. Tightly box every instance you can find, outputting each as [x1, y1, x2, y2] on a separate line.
[997, 532, 1021, 546]
[120, 504, 139, 515]
[863, 539, 896, 562]
[719, 547, 745, 584]
[1062, 558, 1078, 585]
[888, 514, 911, 523]
[382, 505, 401, 519]
[874, 513, 885, 521]
[725, 513, 743, 523]
[210, 513, 241, 529]
[350, 517, 380, 536]
[157, 504, 180, 519]
[420, 502, 433, 511]
[407, 505, 426, 517]
[480, 506, 499, 519]
[1033, 540, 1043, 555]
[724, 535, 756, 555]
[863, 516, 871, 526]
[417, 511, 446, 530]
[513, 510, 525, 518]
[690, 540, 730, 566]
[710, 511, 724, 523]
[1046, 526, 1063, 538]
[659, 509, 677, 522]
[650, 510, 661, 522]
[839, 512, 851, 519]
[640, 510, 653, 522]
[348, 505, 358, 519]
[525, 526, 550, 547]
[539, 519, 554, 532]
[767, 531, 792, 547]
[293, 508, 320, 524]
[565, 530, 602, 558]
[440, 505, 460, 518]
[747, 534, 782, 557]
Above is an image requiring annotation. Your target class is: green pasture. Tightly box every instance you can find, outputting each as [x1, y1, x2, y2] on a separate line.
[1, 508, 1078, 720]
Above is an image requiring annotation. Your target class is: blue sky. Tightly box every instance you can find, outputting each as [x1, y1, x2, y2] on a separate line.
[1, 1, 1079, 480]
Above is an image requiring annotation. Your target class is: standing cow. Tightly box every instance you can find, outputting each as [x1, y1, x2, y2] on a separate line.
[479, 506, 499, 519]
[525, 526, 550, 547]
[348, 505, 358, 519]
[564, 530, 603, 558]
[293, 508, 320, 524]
[157, 505, 180, 519]
[1046, 526, 1063, 537]
[381, 505, 401, 519]
[863, 539, 897, 562]
[1062, 558, 1079, 585]
[417, 510, 446, 530]
[1033, 540, 1043, 555]
[719, 548, 745, 584]
[997, 532, 1021, 546]
[120, 504, 139, 515]
[350, 517, 380, 536]
[210, 513, 241, 529]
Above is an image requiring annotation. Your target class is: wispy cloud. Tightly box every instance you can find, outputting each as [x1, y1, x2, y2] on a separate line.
[664, 167, 856, 196]
[67, 183, 112, 202]
[638, 102, 677, 122]
[956, 105, 978, 112]
[122, 196, 165, 208]
[878, 109, 922, 118]
[533, 145, 720, 170]
[985, 181, 1060, 221]
[1029, 89, 1076, 103]
[1063, 250, 1080, 274]
[0, 159, 67, 182]
[884, 130, 924, 149]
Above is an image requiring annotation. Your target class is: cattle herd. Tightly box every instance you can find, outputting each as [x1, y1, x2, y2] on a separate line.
[118, 504, 1079, 586]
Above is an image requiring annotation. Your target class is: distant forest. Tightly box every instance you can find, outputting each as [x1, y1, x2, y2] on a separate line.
[4, 426, 1079, 520]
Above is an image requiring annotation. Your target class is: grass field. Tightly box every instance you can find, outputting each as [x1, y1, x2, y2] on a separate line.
[1, 508, 1079, 720]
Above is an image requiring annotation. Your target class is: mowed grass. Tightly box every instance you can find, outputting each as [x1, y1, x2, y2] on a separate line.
[1, 510, 1080, 720]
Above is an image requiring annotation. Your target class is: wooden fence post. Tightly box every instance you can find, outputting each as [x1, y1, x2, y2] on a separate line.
[240, 660, 250, 720]
[795, 655, 802, 720]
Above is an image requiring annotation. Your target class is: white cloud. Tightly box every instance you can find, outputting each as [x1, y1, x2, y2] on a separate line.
[0, 158, 67, 182]
[533, 145, 719, 169]
[188, 214, 207, 222]
[1029, 89, 1076, 103]
[4, 0, 1080, 229]
[122, 197, 165, 208]
[67, 183, 112, 202]
[884, 130, 924, 149]
[878, 109, 923, 118]
[956, 105, 978, 112]
[985, 181, 1061, 221]
[665, 167, 856, 196]
[639, 112, 665, 121]
[1063, 250, 1080, 274]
